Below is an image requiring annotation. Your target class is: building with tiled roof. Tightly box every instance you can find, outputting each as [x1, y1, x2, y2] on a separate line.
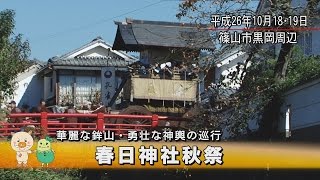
[113, 18, 215, 52]
[39, 37, 138, 107]
[113, 18, 215, 65]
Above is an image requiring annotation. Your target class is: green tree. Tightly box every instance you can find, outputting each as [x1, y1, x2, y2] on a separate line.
[177, 0, 320, 139]
[0, 9, 30, 102]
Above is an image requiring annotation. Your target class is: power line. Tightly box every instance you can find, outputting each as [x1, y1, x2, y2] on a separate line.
[37, 1, 164, 41]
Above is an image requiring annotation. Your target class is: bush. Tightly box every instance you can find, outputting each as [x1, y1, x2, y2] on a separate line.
[281, 51, 320, 91]
[0, 169, 83, 180]
[0, 108, 9, 122]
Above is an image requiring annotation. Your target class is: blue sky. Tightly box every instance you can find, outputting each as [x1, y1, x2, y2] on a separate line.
[1, 0, 181, 61]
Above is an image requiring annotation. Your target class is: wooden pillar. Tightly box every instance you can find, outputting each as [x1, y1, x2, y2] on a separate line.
[97, 113, 104, 131]
[151, 114, 159, 128]
[73, 70, 76, 106]
[40, 112, 48, 138]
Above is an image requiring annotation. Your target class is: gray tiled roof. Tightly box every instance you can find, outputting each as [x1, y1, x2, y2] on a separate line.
[59, 37, 136, 61]
[49, 37, 138, 67]
[113, 19, 215, 51]
[51, 56, 136, 67]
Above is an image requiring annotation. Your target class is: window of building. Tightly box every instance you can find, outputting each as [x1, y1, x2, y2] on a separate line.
[50, 77, 53, 93]
[305, 32, 312, 55]
[299, 32, 312, 55]
[59, 75, 74, 105]
[75, 76, 101, 105]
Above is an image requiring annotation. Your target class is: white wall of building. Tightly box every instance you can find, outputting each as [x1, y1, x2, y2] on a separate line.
[12, 65, 44, 108]
[14, 75, 34, 105]
[279, 78, 320, 133]
[78, 46, 112, 57]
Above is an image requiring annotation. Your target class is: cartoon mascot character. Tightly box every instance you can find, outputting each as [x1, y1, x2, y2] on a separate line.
[10, 131, 34, 167]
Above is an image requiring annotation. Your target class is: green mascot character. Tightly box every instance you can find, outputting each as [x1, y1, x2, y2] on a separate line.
[36, 136, 55, 167]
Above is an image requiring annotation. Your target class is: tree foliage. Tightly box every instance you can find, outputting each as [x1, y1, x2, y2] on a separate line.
[0, 9, 30, 101]
[188, 45, 320, 138]
[177, 0, 320, 139]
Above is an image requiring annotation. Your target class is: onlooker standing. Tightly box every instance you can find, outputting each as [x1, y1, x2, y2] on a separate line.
[9, 101, 22, 122]
[8, 100, 23, 126]
[28, 106, 41, 122]
[21, 104, 30, 113]
[37, 99, 51, 113]
[65, 103, 77, 127]
[10, 101, 21, 114]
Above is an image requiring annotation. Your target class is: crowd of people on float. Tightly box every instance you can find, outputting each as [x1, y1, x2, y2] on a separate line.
[130, 61, 200, 80]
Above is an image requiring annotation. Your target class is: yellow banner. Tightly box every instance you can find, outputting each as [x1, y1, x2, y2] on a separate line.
[2, 141, 320, 169]
[131, 77, 197, 101]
